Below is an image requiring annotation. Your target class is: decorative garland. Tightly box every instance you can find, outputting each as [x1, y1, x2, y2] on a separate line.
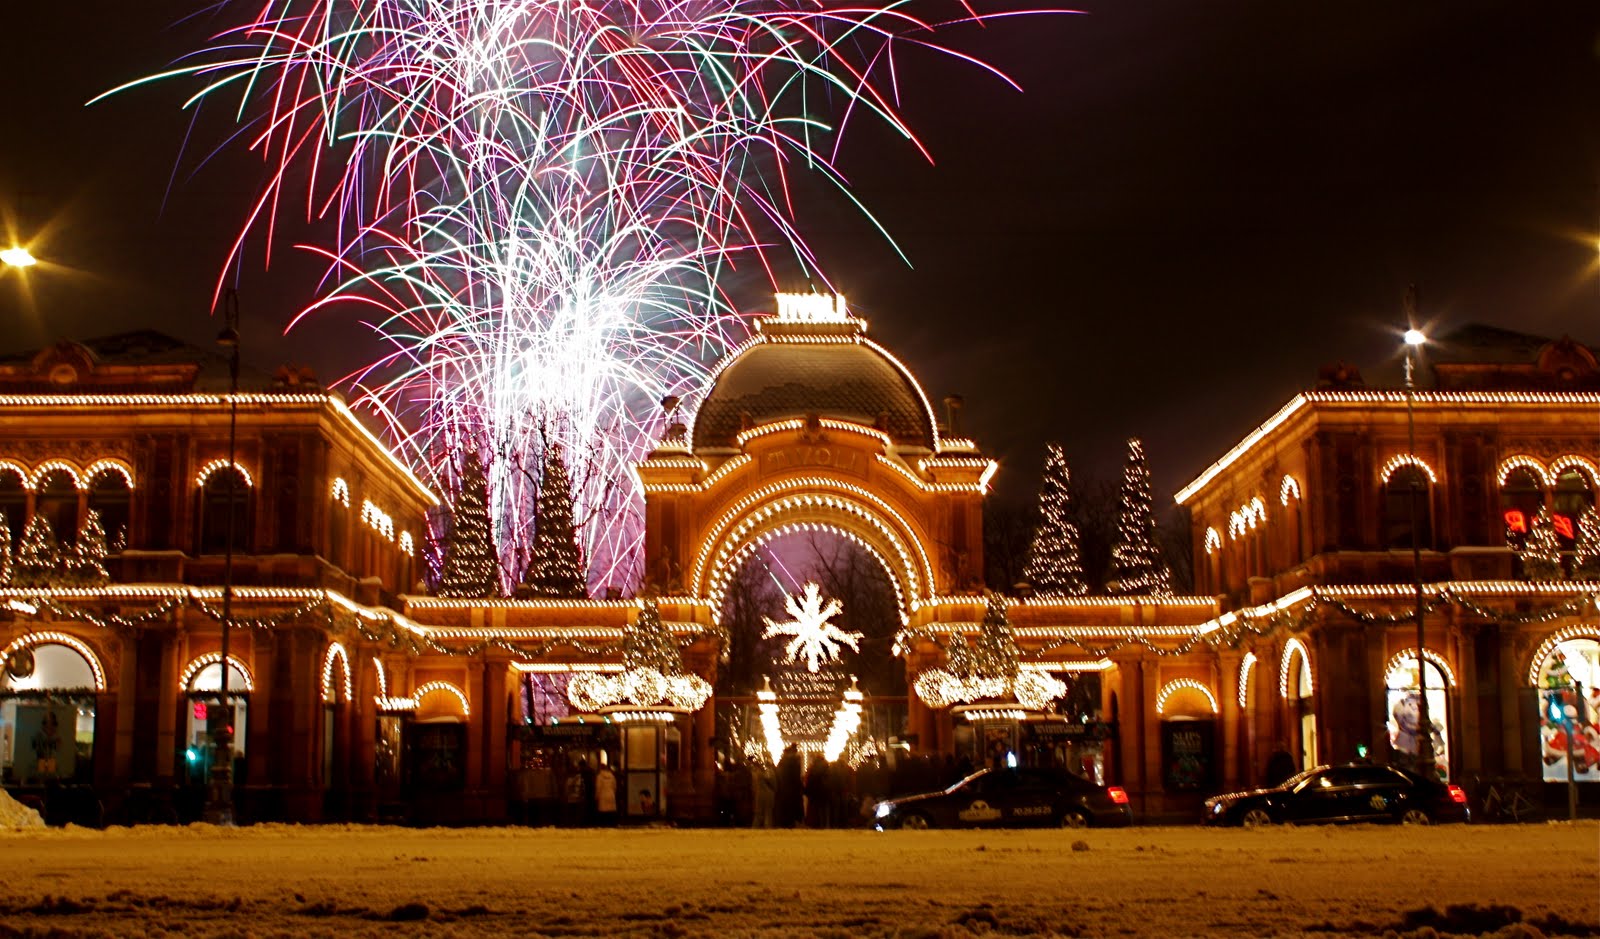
[897, 587, 1600, 664]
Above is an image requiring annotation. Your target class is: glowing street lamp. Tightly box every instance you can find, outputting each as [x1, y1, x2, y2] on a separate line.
[1401, 292, 1434, 778]
[0, 246, 37, 268]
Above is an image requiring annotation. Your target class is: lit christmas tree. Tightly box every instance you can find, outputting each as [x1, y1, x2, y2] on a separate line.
[1107, 438, 1173, 596]
[1519, 506, 1566, 581]
[438, 450, 500, 597]
[623, 599, 682, 673]
[0, 514, 11, 586]
[1574, 507, 1600, 580]
[13, 515, 63, 588]
[967, 591, 1020, 682]
[524, 443, 587, 598]
[68, 510, 110, 587]
[1021, 443, 1088, 596]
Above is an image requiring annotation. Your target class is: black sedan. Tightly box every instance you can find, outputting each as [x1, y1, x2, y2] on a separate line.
[1203, 763, 1471, 827]
[874, 767, 1133, 830]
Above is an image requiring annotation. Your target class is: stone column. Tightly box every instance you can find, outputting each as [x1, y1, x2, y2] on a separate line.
[1217, 649, 1242, 792]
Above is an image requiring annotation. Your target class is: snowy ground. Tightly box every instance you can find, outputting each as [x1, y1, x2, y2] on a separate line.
[0, 823, 1596, 938]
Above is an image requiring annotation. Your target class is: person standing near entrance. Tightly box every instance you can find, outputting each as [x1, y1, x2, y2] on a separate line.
[594, 762, 618, 826]
[564, 760, 587, 827]
[750, 759, 775, 828]
[775, 744, 803, 828]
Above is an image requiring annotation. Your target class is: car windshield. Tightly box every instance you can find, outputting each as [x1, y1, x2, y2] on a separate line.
[1280, 767, 1324, 790]
[946, 770, 991, 794]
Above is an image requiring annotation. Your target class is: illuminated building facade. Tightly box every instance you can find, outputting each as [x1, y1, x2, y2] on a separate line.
[3, 320, 1594, 825]
[1178, 326, 1600, 797]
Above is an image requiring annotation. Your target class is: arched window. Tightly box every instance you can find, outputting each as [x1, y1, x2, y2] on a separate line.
[182, 657, 252, 786]
[35, 468, 79, 545]
[87, 467, 132, 553]
[1382, 465, 1433, 550]
[1500, 466, 1546, 547]
[1281, 640, 1316, 772]
[1532, 636, 1599, 784]
[1, 638, 101, 785]
[0, 465, 25, 544]
[196, 465, 251, 555]
[1385, 652, 1452, 781]
[1552, 469, 1594, 544]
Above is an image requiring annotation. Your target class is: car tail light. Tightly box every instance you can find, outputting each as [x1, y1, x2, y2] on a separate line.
[1107, 786, 1130, 805]
[1447, 784, 1467, 804]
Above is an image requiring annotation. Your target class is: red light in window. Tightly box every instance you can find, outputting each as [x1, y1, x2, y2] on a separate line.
[1503, 510, 1527, 534]
[1447, 784, 1467, 804]
[1107, 786, 1129, 805]
[1553, 514, 1575, 540]
[193, 701, 207, 721]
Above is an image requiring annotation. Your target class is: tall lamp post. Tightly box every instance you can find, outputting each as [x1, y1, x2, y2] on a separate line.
[1402, 310, 1435, 778]
[204, 290, 242, 825]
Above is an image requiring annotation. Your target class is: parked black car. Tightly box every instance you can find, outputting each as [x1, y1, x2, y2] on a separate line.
[1203, 763, 1471, 827]
[874, 766, 1133, 830]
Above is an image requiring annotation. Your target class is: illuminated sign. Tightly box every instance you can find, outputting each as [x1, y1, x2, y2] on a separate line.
[1503, 510, 1577, 540]
[774, 292, 848, 323]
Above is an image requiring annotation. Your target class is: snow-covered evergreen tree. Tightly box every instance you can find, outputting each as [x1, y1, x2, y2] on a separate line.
[438, 450, 499, 597]
[13, 515, 63, 588]
[1107, 438, 1173, 596]
[68, 510, 110, 587]
[1573, 507, 1600, 580]
[1021, 443, 1088, 596]
[1519, 506, 1566, 581]
[524, 443, 587, 598]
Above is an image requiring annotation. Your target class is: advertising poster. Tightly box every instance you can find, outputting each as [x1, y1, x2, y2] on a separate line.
[12, 704, 77, 782]
[1538, 638, 1600, 782]
[1160, 719, 1214, 792]
[1385, 687, 1449, 781]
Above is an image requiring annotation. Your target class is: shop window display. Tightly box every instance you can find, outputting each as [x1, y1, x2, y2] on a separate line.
[1, 643, 97, 785]
[1536, 638, 1600, 783]
[1385, 655, 1449, 781]
[183, 661, 250, 785]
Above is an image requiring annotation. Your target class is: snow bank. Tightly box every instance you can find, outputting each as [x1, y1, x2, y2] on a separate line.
[0, 789, 43, 829]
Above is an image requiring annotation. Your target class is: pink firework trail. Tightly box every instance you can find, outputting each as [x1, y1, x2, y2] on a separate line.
[116, 0, 1050, 593]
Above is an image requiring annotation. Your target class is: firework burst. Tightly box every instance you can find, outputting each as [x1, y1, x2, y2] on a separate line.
[119, 0, 1043, 592]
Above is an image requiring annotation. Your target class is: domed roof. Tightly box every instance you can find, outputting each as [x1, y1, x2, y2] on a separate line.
[691, 306, 938, 451]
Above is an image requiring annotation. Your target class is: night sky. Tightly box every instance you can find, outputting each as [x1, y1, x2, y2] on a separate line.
[2, 1, 1597, 506]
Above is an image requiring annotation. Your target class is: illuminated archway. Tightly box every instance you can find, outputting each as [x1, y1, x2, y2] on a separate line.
[693, 479, 935, 625]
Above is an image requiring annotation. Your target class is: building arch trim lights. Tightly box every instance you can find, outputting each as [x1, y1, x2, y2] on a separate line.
[178, 653, 256, 693]
[1204, 527, 1221, 555]
[1279, 475, 1301, 506]
[1525, 625, 1600, 686]
[710, 521, 909, 626]
[30, 460, 84, 490]
[331, 477, 350, 507]
[195, 458, 254, 489]
[1379, 454, 1437, 485]
[1550, 455, 1600, 487]
[1155, 678, 1218, 716]
[321, 642, 353, 704]
[1383, 648, 1457, 688]
[692, 477, 935, 606]
[1237, 652, 1257, 708]
[0, 459, 31, 489]
[413, 681, 470, 718]
[83, 459, 135, 489]
[1279, 637, 1313, 698]
[0, 631, 107, 692]
[1497, 455, 1554, 488]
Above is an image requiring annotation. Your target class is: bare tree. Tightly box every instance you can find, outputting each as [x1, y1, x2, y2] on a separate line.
[982, 497, 1038, 593]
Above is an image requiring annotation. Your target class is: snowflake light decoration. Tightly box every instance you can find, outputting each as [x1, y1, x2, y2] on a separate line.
[763, 583, 862, 673]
